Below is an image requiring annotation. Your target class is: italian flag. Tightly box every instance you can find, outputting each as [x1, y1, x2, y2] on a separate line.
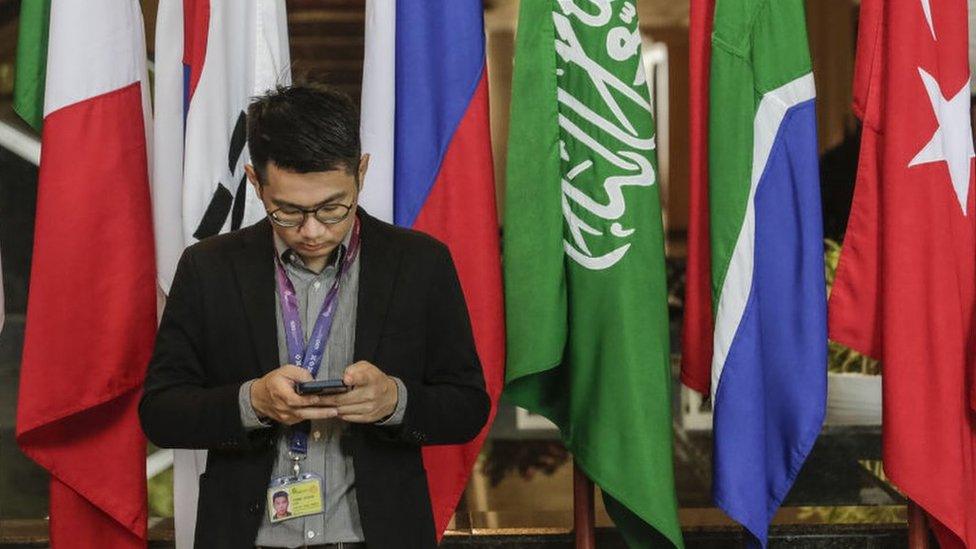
[15, 1, 157, 546]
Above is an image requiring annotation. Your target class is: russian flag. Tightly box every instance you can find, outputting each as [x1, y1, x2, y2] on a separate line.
[360, 0, 505, 537]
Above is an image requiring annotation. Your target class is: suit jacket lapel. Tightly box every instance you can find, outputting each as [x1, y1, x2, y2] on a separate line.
[355, 209, 401, 363]
[231, 219, 280, 376]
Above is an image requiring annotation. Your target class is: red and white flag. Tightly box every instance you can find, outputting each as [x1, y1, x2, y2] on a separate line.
[15, 0, 156, 547]
[829, 0, 976, 545]
[152, 2, 291, 547]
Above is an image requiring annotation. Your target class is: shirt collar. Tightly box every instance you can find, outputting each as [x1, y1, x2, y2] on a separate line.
[272, 225, 354, 270]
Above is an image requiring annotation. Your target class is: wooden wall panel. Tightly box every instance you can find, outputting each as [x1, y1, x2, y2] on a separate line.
[805, 0, 858, 153]
[645, 24, 690, 238]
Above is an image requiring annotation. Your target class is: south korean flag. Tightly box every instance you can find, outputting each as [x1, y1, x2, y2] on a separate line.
[152, 2, 290, 548]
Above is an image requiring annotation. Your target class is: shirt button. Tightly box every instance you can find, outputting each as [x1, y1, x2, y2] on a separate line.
[312, 281, 321, 290]
[307, 531, 316, 539]
[312, 430, 321, 440]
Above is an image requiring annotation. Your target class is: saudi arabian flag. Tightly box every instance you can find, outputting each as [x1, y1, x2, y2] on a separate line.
[503, 1, 682, 548]
[13, 0, 50, 131]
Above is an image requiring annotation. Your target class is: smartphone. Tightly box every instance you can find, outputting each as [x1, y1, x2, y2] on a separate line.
[295, 379, 351, 396]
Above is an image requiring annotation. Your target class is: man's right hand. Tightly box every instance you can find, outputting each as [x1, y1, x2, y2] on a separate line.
[249, 365, 339, 425]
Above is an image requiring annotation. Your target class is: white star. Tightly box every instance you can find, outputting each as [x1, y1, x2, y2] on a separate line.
[920, 0, 936, 40]
[909, 67, 975, 215]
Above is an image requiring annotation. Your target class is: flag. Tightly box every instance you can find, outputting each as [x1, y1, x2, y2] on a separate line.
[829, 0, 976, 545]
[359, 0, 505, 537]
[12, 0, 50, 131]
[503, 2, 682, 547]
[151, 2, 291, 546]
[359, 0, 395, 223]
[15, 1, 156, 547]
[701, 1, 827, 545]
[680, 0, 715, 395]
[153, 0, 291, 293]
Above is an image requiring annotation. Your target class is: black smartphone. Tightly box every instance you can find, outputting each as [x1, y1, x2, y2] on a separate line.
[295, 379, 351, 396]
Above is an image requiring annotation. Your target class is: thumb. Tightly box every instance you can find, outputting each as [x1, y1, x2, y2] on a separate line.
[342, 361, 374, 386]
[279, 364, 314, 382]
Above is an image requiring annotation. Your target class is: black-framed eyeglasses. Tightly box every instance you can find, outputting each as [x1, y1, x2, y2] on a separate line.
[267, 201, 355, 228]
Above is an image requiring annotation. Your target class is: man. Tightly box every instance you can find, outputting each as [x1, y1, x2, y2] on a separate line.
[271, 492, 292, 520]
[140, 83, 490, 548]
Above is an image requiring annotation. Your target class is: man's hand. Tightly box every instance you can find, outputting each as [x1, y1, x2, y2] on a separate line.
[250, 365, 339, 425]
[319, 361, 399, 423]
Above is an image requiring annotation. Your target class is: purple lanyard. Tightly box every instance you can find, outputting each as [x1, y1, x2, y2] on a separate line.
[274, 218, 361, 457]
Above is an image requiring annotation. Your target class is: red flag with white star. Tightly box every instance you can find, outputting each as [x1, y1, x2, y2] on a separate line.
[829, 0, 976, 545]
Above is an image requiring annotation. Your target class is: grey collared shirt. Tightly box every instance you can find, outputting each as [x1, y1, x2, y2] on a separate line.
[237, 231, 407, 547]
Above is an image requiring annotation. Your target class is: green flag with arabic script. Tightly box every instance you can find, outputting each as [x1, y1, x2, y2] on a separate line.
[503, 1, 682, 547]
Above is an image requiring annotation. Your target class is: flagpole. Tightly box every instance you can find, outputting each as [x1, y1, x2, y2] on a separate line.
[907, 501, 929, 549]
[573, 463, 596, 549]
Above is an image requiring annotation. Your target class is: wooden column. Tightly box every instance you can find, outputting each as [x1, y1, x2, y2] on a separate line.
[573, 463, 596, 549]
[908, 501, 930, 549]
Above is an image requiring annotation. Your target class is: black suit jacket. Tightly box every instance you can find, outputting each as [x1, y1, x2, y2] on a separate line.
[139, 210, 490, 548]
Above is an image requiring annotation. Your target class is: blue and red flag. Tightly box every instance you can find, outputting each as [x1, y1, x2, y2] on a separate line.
[360, 0, 505, 538]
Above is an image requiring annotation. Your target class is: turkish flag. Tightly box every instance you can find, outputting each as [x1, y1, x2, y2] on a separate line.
[828, 0, 976, 545]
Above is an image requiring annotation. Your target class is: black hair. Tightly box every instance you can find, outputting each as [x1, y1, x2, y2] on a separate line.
[247, 82, 361, 184]
[272, 491, 288, 501]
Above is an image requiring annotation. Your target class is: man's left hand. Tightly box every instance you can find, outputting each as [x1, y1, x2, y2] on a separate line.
[319, 361, 399, 423]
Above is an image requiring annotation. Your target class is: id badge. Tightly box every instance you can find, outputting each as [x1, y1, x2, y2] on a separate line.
[267, 474, 324, 523]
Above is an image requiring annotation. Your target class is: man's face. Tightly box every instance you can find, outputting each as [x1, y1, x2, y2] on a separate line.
[273, 495, 289, 516]
[247, 155, 368, 266]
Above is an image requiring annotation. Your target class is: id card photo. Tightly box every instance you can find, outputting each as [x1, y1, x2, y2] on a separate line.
[267, 477, 325, 523]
